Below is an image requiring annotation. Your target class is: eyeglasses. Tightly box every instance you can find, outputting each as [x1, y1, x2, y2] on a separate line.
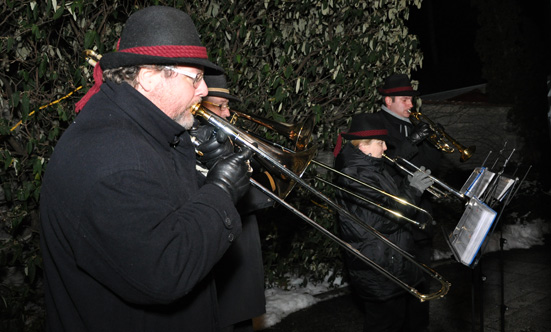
[164, 66, 204, 88]
[202, 100, 230, 111]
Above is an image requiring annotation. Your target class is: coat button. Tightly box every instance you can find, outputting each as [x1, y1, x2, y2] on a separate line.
[228, 233, 235, 242]
[224, 217, 233, 229]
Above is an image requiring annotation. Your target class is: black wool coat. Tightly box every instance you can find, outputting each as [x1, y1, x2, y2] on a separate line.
[334, 144, 424, 301]
[215, 185, 272, 327]
[40, 81, 241, 332]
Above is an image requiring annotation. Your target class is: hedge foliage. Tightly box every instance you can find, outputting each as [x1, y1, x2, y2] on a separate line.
[1, 0, 422, 330]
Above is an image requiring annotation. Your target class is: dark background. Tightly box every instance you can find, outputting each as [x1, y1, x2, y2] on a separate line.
[405, 0, 551, 189]
[408, 0, 483, 94]
[406, 0, 551, 95]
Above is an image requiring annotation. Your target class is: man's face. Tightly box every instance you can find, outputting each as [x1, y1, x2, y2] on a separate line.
[142, 65, 208, 129]
[202, 96, 231, 119]
[385, 96, 414, 118]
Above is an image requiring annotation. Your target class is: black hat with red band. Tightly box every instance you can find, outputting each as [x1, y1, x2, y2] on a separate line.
[76, 6, 222, 112]
[377, 73, 419, 97]
[333, 113, 389, 157]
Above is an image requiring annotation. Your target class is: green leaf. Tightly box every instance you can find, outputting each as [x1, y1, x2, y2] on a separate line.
[84, 30, 97, 49]
[32, 24, 41, 39]
[21, 93, 30, 120]
[284, 66, 292, 79]
[7, 36, 14, 51]
[39, 55, 48, 78]
[2, 182, 12, 202]
[2, 151, 13, 171]
[53, 6, 64, 20]
[274, 86, 283, 102]
[11, 91, 20, 107]
[27, 141, 34, 154]
[32, 158, 43, 176]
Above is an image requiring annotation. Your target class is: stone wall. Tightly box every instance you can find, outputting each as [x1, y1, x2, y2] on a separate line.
[420, 99, 519, 182]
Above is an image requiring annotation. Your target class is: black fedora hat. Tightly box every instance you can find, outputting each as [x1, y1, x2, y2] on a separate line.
[333, 113, 389, 156]
[100, 6, 222, 74]
[378, 73, 419, 96]
[204, 74, 242, 103]
[76, 6, 223, 112]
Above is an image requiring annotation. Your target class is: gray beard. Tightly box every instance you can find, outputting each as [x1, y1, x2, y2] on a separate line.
[174, 112, 195, 130]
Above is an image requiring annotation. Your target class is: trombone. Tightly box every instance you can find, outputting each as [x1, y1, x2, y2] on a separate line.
[314, 162, 430, 230]
[382, 154, 466, 200]
[191, 104, 451, 302]
[409, 110, 476, 162]
[81, 51, 450, 301]
[230, 110, 315, 151]
[229, 110, 433, 229]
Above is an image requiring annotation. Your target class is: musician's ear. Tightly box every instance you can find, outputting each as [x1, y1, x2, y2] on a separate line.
[135, 67, 163, 93]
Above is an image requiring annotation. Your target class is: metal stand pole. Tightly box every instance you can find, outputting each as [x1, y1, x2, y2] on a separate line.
[471, 260, 486, 332]
[499, 235, 508, 332]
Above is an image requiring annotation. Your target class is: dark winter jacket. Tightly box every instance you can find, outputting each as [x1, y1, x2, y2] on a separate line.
[372, 108, 442, 248]
[215, 185, 272, 327]
[40, 80, 241, 332]
[334, 143, 424, 301]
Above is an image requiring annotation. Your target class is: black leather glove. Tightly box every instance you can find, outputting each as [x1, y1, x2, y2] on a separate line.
[190, 124, 234, 169]
[205, 148, 254, 204]
[408, 122, 432, 145]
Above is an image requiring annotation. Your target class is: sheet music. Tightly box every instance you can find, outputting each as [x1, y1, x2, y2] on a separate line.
[492, 176, 516, 202]
[449, 197, 497, 266]
[460, 167, 495, 199]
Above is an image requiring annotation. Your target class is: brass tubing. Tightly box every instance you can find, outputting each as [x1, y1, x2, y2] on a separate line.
[383, 154, 466, 201]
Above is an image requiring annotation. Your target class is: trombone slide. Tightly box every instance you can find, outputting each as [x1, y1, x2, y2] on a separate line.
[312, 160, 432, 230]
[251, 178, 450, 302]
[316, 177, 426, 229]
[383, 154, 465, 200]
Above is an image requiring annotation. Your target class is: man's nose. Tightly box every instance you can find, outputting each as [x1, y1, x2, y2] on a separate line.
[196, 80, 208, 97]
[221, 109, 231, 119]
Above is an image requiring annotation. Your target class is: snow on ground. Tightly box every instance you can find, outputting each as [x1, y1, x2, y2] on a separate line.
[255, 218, 550, 330]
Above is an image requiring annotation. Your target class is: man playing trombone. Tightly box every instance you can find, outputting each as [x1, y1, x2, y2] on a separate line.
[198, 74, 272, 332]
[333, 113, 435, 332]
[40, 6, 254, 331]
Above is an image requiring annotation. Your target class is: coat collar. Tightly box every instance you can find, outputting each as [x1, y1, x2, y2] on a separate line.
[336, 143, 385, 172]
[101, 80, 187, 150]
[381, 105, 412, 124]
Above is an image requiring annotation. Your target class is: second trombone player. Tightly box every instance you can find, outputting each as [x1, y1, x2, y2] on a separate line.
[333, 112, 435, 331]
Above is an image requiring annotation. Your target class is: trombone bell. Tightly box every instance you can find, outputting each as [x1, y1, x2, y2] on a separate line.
[230, 110, 315, 151]
[460, 145, 476, 163]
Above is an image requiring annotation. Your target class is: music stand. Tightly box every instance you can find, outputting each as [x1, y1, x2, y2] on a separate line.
[448, 197, 498, 267]
[459, 167, 495, 200]
[443, 146, 529, 332]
